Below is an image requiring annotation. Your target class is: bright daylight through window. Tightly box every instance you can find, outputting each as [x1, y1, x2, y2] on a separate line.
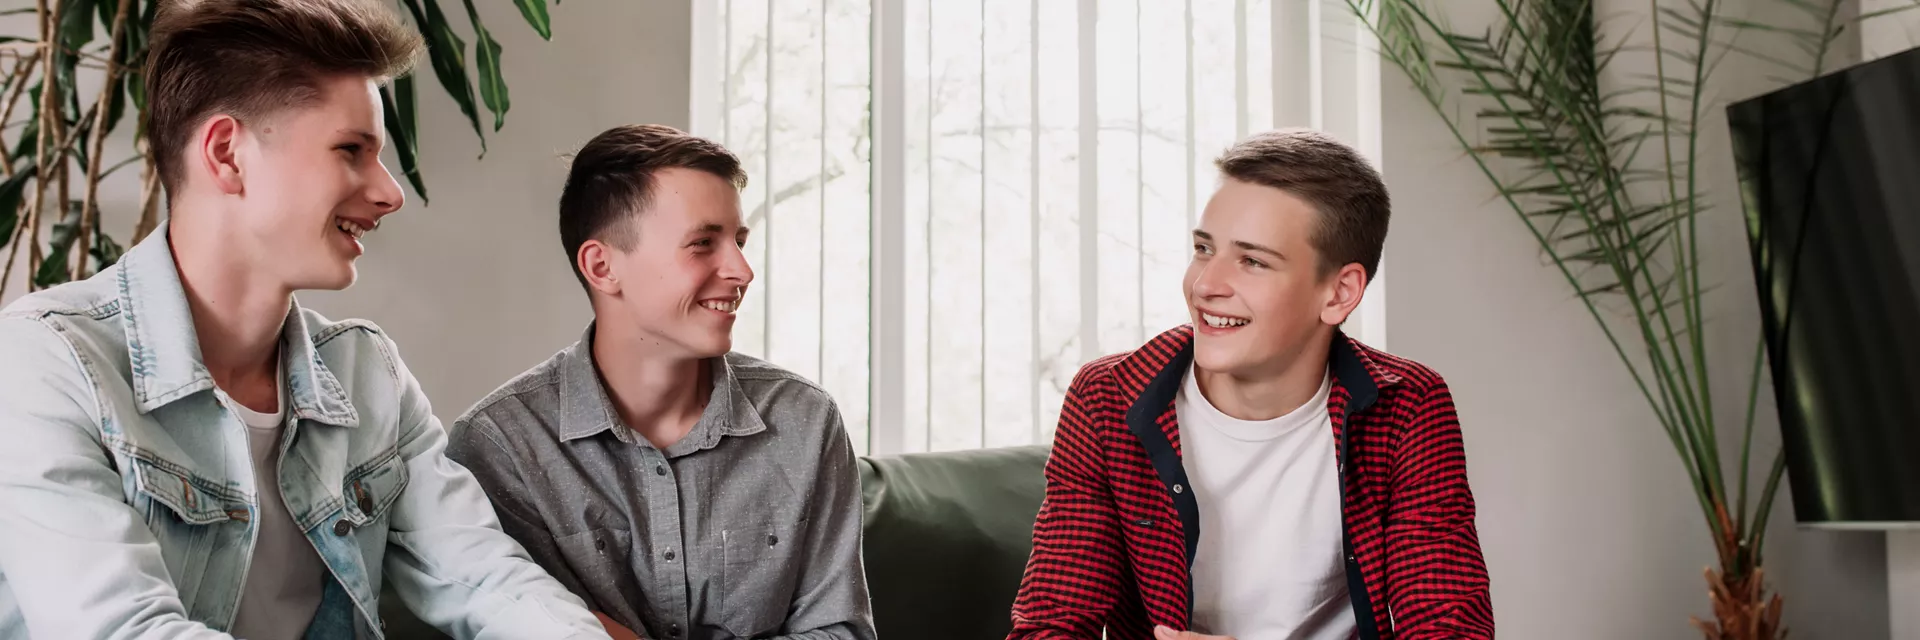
[690, 0, 1383, 455]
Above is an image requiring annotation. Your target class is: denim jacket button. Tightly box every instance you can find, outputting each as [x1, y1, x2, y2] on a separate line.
[333, 519, 353, 536]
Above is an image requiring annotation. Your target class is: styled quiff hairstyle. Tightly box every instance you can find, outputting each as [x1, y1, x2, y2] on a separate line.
[144, 0, 423, 197]
[1214, 128, 1391, 280]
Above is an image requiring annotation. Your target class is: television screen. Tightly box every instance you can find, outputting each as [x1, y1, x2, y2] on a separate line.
[1727, 46, 1920, 527]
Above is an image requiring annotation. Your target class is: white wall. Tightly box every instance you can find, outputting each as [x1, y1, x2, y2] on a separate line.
[299, 1, 694, 419]
[1378, 1, 1890, 637]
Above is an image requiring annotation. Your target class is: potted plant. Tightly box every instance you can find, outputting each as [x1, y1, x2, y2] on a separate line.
[1349, 0, 1909, 636]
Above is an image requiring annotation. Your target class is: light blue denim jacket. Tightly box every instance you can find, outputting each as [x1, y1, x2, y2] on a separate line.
[0, 230, 608, 639]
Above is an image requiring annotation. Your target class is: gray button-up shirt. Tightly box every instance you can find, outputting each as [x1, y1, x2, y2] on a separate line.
[446, 330, 875, 640]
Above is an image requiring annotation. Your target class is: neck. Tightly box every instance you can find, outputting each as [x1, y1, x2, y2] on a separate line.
[590, 319, 710, 450]
[166, 214, 288, 396]
[1194, 330, 1334, 421]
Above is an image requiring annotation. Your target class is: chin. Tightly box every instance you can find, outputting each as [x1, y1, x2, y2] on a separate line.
[294, 264, 358, 292]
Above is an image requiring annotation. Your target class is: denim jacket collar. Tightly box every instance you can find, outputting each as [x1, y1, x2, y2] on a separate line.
[118, 227, 359, 426]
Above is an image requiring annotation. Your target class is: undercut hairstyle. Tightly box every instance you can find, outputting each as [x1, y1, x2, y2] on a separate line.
[1214, 128, 1391, 281]
[145, 0, 423, 197]
[557, 124, 749, 290]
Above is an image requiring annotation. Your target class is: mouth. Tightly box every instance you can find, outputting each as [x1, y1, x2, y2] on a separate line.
[1198, 310, 1250, 329]
[699, 298, 741, 314]
[335, 216, 375, 240]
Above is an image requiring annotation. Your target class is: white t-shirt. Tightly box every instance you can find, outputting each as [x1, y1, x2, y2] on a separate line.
[226, 357, 327, 640]
[1176, 363, 1356, 640]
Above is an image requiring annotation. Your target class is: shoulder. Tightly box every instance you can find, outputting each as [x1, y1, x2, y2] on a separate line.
[1073, 351, 1131, 385]
[1355, 340, 1450, 399]
[456, 352, 567, 426]
[726, 352, 838, 412]
[0, 265, 123, 322]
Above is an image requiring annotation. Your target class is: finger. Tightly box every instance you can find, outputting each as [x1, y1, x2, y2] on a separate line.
[1154, 625, 1182, 640]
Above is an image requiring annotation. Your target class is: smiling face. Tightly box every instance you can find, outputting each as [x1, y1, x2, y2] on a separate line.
[227, 74, 404, 291]
[584, 167, 754, 359]
[1185, 177, 1367, 379]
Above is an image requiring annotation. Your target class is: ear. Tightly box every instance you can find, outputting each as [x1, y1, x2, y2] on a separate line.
[578, 239, 623, 297]
[1319, 262, 1369, 326]
[198, 114, 246, 195]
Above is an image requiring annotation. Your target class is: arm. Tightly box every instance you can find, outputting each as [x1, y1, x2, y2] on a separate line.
[1382, 378, 1495, 638]
[444, 413, 592, 601]
[1007, 364, 1126, 640]
[0, 318, 232, 639]
[766, 404, 877, 640]
[373, 335, 610, 640]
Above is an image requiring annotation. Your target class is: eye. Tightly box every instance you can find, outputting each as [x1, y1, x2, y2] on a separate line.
[336, 144, 363, 158]
[689, 238, 714, 248]
[1241, 256, 1268, 269]
[1193, 243, 1213, 256]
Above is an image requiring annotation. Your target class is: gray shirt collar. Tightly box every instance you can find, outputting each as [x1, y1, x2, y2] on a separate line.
[555, 324, 767, 454]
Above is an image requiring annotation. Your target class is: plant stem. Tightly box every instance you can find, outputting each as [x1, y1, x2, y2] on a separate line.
[1735, 336, 1766, 539]
[132, 151, 159, 243]
[0, 54, 35, 179]
[28, 0, 58, 286]
[74, 0, 133, 281]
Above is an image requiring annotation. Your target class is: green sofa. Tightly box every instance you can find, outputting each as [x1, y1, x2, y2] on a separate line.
[378, 444, 1050, 639]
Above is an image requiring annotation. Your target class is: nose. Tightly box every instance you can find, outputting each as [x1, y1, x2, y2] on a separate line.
[366, 159, 405, 217]
[720, 239, 755, 287]
[1190, 256, 1229, 299]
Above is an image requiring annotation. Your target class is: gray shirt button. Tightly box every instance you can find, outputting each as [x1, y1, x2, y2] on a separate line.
[664, 549, 676, 561]
[655, 465, 666, 476]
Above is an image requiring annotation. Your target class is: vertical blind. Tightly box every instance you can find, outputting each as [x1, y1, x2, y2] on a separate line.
[689, 0, 1384, 456]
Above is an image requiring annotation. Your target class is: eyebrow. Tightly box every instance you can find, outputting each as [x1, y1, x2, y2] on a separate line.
[686, 223, 752, 236]
[339, 129, 381, 147]
[1193, 229, 1285, 260]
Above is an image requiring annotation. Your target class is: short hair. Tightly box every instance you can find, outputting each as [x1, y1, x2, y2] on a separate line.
[1214, 129, 1390, 281]
[558, 124, 749, 289]
[145, 0, 424, 197]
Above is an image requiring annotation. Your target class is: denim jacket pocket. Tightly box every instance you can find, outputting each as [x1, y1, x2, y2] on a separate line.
[341, 450, 409, 526]
[130, 456, 241, 526]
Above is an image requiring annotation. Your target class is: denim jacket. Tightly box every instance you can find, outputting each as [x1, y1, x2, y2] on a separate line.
[0, 229, 607, 640]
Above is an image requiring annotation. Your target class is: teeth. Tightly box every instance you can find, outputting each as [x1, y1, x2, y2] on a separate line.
[701, 299, 739, 313]
[335, 218, 368, 239]
[1201, 312, 1249, 328]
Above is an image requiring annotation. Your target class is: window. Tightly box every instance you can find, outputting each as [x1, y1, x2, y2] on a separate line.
[690, 0, 1384, 456]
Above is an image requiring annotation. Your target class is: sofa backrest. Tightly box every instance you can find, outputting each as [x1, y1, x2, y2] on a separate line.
[859, 445, 1049, 640]
[378, 444, 1052, 639]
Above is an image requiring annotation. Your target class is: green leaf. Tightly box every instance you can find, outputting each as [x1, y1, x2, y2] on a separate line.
[381, 80, 429, 203]
[32, 204, 84, 289]
[0, 161, 34, 244]
[13, 86, 39, 163]
[90, 227, 123, 270]
[402, 0, 488, 157]
[514, 0, 551, 40]
[61, 0, 99, 48]
[462, 0, 510, 131]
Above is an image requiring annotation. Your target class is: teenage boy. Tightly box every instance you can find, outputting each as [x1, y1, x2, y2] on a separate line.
[447, 124, 876, 640]
[1009, 129, 1494, 640]
[0, 1, 609, 638]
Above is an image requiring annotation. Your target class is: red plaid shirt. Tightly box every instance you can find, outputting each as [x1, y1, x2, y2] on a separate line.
[1009, 326, 1493, 639]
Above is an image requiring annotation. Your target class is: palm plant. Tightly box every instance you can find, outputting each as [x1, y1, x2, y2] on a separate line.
[1347, 0, 1912, 636]
[0, 0, 554, 300]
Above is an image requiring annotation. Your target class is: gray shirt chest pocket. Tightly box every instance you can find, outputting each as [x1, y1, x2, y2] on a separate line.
[718, 518, 805, 638]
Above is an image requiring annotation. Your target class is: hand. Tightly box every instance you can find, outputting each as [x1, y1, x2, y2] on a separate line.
[1154, 624, 1236, 640]
[595, 611, 644, 640]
